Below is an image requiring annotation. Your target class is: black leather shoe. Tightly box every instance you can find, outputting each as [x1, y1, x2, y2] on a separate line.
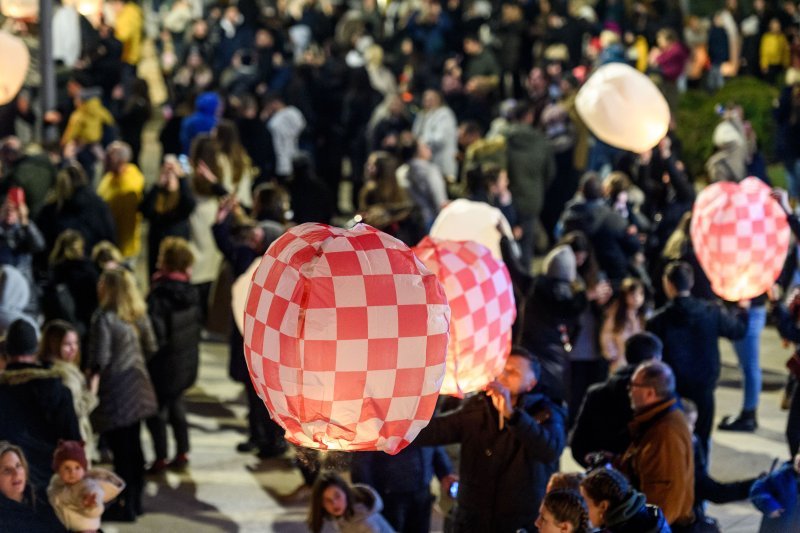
[236, 440, 259, 453]
[718, 413, 757, 432]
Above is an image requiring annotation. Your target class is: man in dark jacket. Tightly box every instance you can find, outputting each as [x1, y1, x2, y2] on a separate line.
[570, 332, 663, 467]
[415, 347, 566, 533]
[560, 172, 641, 286]
[0, 319, 81, 488]
[502, 102, 556, 268]
[646, 260, 747, 457]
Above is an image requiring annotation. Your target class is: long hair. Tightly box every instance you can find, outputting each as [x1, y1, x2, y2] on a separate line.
[214, 119, 252, 186]
[38, 320, 80, 366]
[611, 277, 646, 333]
[49, 229, 86, 267]
[543, 489, 592, 533]
[98, 268, 146, 323]
[50, 163, 88, 210]
[189, 134, 222, 196]
[358, 151, 406, 210]
[308, 472, 356, 533]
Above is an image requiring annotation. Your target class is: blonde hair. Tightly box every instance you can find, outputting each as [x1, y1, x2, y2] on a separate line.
[49, 229, 85, 266]
[91, 241, 124, 270]
[98, 268, 146, 323]
[157, 236, 194, 273]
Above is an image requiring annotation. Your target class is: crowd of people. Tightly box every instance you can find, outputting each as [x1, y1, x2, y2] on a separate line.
[4, 0, 800, 531]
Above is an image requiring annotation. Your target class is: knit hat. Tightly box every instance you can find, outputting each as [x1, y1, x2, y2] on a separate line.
[52, 440, 88, 472]
[4, 318, 38, 357]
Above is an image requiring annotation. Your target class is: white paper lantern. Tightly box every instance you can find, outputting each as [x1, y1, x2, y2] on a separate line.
[576, 62, 670, 153]
[429, 199, 513, 260]
[0, 0, 36, 18]
[0, 32, 29, 106]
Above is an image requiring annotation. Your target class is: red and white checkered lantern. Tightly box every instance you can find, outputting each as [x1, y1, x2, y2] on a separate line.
[690, 177, 790, 301]
[414, 237, 516, 397]
[243, 223, 450, 454]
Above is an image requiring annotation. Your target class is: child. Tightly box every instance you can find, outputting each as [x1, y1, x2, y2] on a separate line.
[600, 277, 647, 373]
[535, 489, 591, 533]
[144, 237, 202, 473]
[760, 18, 791, 84]
[750, 453, 800, 532]
[47, 440, 125, 533]
[307, 472, 395, 533]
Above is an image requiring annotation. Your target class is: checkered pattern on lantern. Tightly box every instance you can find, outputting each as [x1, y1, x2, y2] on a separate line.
[242, 223, 450, 454]
[690, 177, 790, 301]
[414, 237, 516, 398]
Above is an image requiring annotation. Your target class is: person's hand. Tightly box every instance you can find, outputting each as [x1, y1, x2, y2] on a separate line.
[111, 84, 124, 101]
[768, 284, 783, 303]
[486, 380, 513, 419]
[197, 160, 219, 184]
[82, 492, 97, 509]
[589, 280, 613, 306]
[512, 225, 523, 240]
[17, 201, 28, 226]
[43, 110, 62, 124]
[771, 188, 792, 214]
[769, 509, 785, 518]
[215, 195, 237, 224]
[584, 451, 616, 468]
[737, 299, 752, 310]
[440, 474, 458, 498]
[62, 141, 78, 161]
[89, 374, 99, 396]
[659, 136, 672, 159]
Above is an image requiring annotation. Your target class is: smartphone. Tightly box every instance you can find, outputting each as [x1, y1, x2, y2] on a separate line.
[178, 154, 191, 174]
[449, 481, 459, 498]
[6, 187, 24, 207]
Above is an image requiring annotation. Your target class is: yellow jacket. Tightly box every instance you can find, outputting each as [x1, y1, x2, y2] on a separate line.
[760, 32, 790, 71]
[61, 97, 114, 145]
[115, 3, 143, 65]
[97, 163, 145, 257]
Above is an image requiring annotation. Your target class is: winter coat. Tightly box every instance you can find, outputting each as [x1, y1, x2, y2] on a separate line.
[4, 154, 56, 219]
[0, 485, 66, 533]
[87, 310, 158, 433]
[146, 275, 202, 403]
[0, 264, 34, 334]
[618, 398, 695, 526]
[415, 392, 566, 533]
[560, 198, 640, 283]
[570, 364, 637, 467]
[51, 359, 98, 456]
[140, 177, 196, 275]
[96, 163, 145, 257]
[268, 105, 306, 176]
[188, 193, 223, 284]
[47, 467, 125, 532]
[36, 185, 116, 253]
[114, 1, 143, 65]
[0, 220, 46, 284]
[0, 363, 81, 489]
[503, 122, 556, 218]
[61, 97, 114, 145]
[350, 443, 452, 495]
[600, 490, 671, 533]
[412, 105, 458, 179]
[319, 485, 396, 533]
[751, 462, 800, 533]
[646, 296, 747, 391]
[48, 258, 99, 337]
[180, 92, 220, 154]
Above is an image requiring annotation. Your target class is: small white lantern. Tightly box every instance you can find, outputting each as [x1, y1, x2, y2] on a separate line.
[576, 62, 671, 153]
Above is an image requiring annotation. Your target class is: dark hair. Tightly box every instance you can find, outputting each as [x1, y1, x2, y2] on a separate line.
[543, 490, 592, 533]
[624, 332, 663, 365]
[611, 278, 646, 333]
[581, 468, 631, 516]
[635, 360, 675, 400]
[308, 472, 356, 532]
[38, 320, 80, 366]
[557, 231, 599, 287]
[252, 182, 289, 224]
[509, 345, 542, 379]
[548, 472, 585, 492]
[214, 119, 251, 186]
[579, 172, 603, 201]
[664, 260, 694, 292]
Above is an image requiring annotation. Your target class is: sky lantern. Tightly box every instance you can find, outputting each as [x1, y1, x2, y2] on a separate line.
[414, 238, 516, 397]
[0, 31, 29, 106]
[690, 177, 790, 301]
[576, 62, 670, 153]
[243, 223, 450, 454]
[429, 199, 514, 260]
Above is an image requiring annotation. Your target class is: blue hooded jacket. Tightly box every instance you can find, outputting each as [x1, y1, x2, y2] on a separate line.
[179, 92, 220, 154]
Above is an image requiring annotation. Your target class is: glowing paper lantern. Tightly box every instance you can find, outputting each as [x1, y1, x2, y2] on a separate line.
[576, 62, 670, 153]
[414, 238, 516, 397]
[232, 258, 260, 334]
[243, 223, 450, 454]
[0, 31, 29, 106]
[690, 177, 790, 301]
[0, 0, 36, 19]
[429, 199, 513, 260]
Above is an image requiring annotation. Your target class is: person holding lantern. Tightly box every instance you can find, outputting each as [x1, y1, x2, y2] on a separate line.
[414, 346, 566, 533]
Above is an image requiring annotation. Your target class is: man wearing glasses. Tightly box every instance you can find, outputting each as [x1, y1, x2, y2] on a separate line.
[618, 360, 695, 530]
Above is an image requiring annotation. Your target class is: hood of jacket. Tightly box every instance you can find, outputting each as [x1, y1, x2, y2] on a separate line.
[543, 244, 577, 283]
[0, 363, 61, 386]
[0, 265, 30, 313]
[195, 92, 221, 116]
[150, 277, 199, 309]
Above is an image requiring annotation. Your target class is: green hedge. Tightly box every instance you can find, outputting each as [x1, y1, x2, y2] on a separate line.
[675, 77, 779, 179]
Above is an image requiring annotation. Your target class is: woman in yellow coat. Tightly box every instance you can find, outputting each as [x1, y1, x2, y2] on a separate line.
[97, 142, 145, 258]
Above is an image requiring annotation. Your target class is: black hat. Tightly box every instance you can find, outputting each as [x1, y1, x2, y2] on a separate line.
[5, 319, 38, 357]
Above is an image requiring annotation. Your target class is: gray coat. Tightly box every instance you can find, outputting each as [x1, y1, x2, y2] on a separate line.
[88, 310, 158, 433]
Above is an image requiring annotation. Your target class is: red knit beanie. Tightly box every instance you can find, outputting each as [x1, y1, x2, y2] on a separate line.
[52, 440, 88, 472]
